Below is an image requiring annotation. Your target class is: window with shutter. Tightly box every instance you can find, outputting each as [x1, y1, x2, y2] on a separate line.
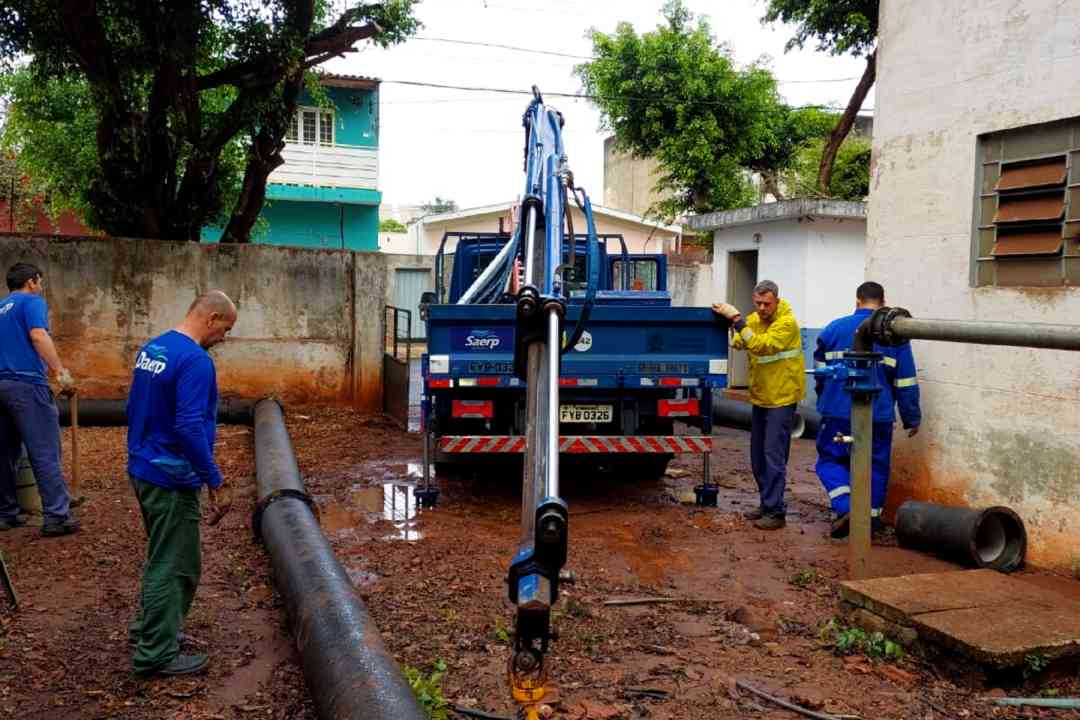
[973, 118, 1080, 287]
[286, 112, 299, 143]
[319, 110, 334, 145]
[302, 110, 317, 145]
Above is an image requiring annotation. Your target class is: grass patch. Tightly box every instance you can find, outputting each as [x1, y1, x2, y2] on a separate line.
[820, 619, 904, 661]
[404, 660, 449, 720]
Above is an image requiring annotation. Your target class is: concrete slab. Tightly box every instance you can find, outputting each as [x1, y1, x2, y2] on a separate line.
[841, 569, 1080, 668]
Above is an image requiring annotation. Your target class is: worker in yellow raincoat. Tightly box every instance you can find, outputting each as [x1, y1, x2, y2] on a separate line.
[713, 280, 805, 529]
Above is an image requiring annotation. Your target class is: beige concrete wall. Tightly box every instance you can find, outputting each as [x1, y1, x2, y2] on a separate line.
[418, 206, 677, 256]
[668, 261, 713, 308]
[869, 0, 1080, 569]
[603, 137, 672, 218]
[0, 234, 396, 411]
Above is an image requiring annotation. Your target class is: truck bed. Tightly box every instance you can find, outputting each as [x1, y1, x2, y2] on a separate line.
[425, 303, 730, 388]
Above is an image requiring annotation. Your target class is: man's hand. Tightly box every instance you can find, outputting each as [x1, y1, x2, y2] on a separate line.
[907, 425, 920, 438]
[57, 368, 77, 396]
[207, 484, 233, 526]
[712, 302, 741, 322]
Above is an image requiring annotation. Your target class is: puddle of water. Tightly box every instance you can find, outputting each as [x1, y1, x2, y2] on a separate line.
[406, 463, 435, 480]
[318, 483, 425, 542]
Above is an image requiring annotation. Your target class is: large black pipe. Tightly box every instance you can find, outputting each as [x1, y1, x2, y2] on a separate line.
[253, 398, 425, 720]
[711, 397, 815, 439]
[55, 397, 256, 427]
[895, 500, 1026, 572]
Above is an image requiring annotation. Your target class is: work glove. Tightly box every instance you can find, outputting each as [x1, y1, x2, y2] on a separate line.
[57, 368, 77, 395]
[207, 484, 233, 526]
[712, 302, 741, 321]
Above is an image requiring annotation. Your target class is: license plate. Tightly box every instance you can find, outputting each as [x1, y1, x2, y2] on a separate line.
[559, 404, 613, 423]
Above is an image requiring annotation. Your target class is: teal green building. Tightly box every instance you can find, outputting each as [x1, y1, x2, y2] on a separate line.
[205, 74, 381, 250]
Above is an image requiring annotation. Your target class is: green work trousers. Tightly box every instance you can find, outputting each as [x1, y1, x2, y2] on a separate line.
[128, 476, 201, 674]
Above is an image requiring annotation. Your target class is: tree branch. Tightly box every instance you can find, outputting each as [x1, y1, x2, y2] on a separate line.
[817, 50, 875, 193]
[57, 0, 125, 109]
[195, 9, 380, 90]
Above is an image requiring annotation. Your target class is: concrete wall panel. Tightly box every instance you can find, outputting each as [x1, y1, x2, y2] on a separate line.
[0, 234, 393, 411]
[871, 0, 1080, 568]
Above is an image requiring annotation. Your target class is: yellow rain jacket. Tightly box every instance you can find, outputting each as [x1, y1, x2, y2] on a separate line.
[730, 299, 806, 408]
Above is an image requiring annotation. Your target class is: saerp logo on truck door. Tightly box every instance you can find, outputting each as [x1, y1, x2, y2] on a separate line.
[452, 328, 513, 352]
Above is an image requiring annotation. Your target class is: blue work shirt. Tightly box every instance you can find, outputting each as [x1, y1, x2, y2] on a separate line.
[127, 330, 223, 490]
[0, 291, 50, 386]
[814, 308, 922, 428]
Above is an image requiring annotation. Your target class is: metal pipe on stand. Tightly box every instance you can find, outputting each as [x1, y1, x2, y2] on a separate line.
[252, 399, 425, 720]
[830, 307, 1080, 580]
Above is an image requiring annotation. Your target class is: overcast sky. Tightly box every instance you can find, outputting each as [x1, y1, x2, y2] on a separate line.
[328, 0, 875, 211]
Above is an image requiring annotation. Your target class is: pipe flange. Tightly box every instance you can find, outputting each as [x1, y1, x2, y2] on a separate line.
[252, 488, 318, 543]
[869, 306, 912, 347]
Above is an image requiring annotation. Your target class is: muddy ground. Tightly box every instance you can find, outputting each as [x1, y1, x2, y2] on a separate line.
[1, 406, 1077, 719]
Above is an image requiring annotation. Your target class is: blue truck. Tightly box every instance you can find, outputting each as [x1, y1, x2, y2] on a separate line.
[420, 230, 730, 480]
[418, 88, 731, 716]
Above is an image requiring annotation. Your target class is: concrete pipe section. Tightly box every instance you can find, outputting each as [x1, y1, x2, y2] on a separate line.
[252, 398, 426, 720]
[895, 500, 1027, 572]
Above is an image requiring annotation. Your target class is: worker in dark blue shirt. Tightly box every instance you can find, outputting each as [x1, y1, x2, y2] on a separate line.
[127, 290, 236, 677]
[814, 282, 921, 539]
[0, 262, 79, 536]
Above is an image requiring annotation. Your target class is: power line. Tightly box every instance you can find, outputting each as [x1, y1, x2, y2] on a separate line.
[415, 36, 591, 61]
[379, 79, 874, 112]
[410, 36, 860, 84]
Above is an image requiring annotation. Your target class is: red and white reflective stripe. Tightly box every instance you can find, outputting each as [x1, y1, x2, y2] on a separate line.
[659, 377, 700, 387]
[440, 436, 527, 453]
[438, 435, 712, 454]
[559, 378, 600, 387]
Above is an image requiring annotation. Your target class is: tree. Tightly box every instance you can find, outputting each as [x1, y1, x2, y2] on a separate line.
[379, 217, 406, 232]
[747, 106, 837, 200]
[577, 0, 782, 221]
[420, 197, 458, 215]
[0, 2, 419, 242]
[763, 0, 878, 193]
[783, 134, 871, 200]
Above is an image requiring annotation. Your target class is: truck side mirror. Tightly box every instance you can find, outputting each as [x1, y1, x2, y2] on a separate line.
[420, 291, 436, 321]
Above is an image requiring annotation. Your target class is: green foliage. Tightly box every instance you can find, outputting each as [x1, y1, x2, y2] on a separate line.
[784, 134, 870, 200]
[578, 0, 785, 221]
[420, 197, 458, 215]
[0, 1, 419, 240]
[762, 0, 879, 57]
[1024, 652, 1051, 679]
[492, 617, 512, 644]
[380, 217, 407, 232]
[403, 660, 449, 720]
[820, 619, 904, 661]
[789, 568, 821, 588]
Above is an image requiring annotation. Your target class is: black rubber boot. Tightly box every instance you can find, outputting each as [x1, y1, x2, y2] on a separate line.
[146, 654, 209, 677]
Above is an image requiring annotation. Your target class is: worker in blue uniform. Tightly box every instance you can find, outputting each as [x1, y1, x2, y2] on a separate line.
[814, 282, 921, 539]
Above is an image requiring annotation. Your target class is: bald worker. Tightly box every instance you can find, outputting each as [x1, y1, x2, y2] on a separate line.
[126, 291, 236, 677]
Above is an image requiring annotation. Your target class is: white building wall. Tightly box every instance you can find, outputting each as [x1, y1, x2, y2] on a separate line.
[803, 219, 867, 329]
[870, 0, 1080, 568]
[711, 218, 865, 330]
[711, 219, 810, 325]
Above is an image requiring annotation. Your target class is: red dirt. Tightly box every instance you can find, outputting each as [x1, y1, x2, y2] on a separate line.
[1, 408, 1076, 720]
